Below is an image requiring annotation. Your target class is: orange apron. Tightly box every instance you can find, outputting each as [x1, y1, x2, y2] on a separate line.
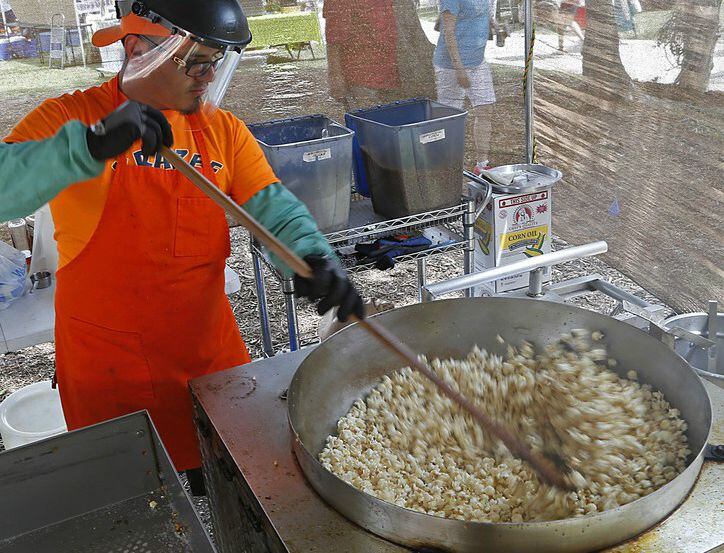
[55, 124, 250, 471]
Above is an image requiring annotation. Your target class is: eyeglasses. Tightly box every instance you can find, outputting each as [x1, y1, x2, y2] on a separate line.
[171, 54, 224, 78]
[138, 35, 224, 78]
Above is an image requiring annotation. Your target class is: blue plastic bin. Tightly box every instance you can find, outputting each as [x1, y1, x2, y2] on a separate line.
[23, 39, 39, 58]
[345, 98, 467, 218]
[39, 32, 50, 51]
[67, 29, 81, 47]
[0, 37, 36, 60]
[248, 115, 354, 233]
[39, 29, 80, 52]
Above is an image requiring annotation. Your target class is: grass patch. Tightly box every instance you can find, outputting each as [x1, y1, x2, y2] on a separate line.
[417, 7, 439, 22]
[0, 59, 101, 96]
[625, 9, 672, 41]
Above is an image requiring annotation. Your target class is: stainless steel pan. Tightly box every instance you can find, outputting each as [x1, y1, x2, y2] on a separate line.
[288, 298, 712, 553]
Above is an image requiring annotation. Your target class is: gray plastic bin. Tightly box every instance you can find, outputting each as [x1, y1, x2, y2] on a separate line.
[345, 99, 467, 218]
[249, 115, 354, 233]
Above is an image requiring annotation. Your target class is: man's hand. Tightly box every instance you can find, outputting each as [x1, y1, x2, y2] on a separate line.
[86, 100, 173, 161]
[456, 67, 471, 89]
[294, 255, 365, 322]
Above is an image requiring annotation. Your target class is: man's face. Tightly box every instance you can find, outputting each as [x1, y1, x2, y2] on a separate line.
[122, 35, 224, 114]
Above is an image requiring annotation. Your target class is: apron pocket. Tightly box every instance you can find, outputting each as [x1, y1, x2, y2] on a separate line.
[66, 317, 156, 413]
[175, 197, 211, 257]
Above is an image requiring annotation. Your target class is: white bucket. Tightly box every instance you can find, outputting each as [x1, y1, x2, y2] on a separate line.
[0, 381, 67, 450]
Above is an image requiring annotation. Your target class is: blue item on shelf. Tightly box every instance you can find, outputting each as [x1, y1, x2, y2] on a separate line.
[354, 233, 433, 270]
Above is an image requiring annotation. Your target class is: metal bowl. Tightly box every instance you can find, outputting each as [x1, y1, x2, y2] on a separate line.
[664, 311, 724, 389]
[288, 298, 711, 553]
[30, 271, 52, 290]
[486, 164, 563, 193]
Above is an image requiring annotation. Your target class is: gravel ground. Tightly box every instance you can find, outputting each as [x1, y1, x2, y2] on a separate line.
[178, 474, 215, 542]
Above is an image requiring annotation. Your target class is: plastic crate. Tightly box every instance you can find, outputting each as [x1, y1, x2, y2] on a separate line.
[23, 38, 39, 58]
[39, 31, 50, 51]
[248, 114, 354, 233]
[39, 29, 80, 52]
[0, 40, 10, 61]
[345, 98, 467, 218]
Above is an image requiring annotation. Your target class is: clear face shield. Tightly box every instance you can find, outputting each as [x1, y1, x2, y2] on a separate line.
[120, 32, 245, 128]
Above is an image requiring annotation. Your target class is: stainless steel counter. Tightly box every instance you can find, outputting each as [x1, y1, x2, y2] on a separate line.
[190, 348, 724, 553]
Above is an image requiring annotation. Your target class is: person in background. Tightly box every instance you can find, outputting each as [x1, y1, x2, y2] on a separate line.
[323, 0, 401, 110]
[434, 0, 498, 174]
[0, 101, 171, 223]
[559, 0, 586, 51]
[537, 0, 586, 52]
[614, 0, 641, 34]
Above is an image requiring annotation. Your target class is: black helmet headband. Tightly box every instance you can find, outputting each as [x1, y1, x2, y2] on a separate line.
[116, 0, 252, 52]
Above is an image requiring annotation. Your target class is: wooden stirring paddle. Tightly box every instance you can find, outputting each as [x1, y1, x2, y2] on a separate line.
[160, 146, 573, 491]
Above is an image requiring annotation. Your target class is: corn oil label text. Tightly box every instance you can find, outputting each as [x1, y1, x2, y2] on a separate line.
[501, 225, 548, 256]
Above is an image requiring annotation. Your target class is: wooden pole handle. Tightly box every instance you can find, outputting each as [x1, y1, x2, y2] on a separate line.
[161, 145, 571, 490]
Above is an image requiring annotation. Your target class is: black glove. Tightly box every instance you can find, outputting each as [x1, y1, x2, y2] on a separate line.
[86, 100, 173, 161]
[294, 254, 365, 323]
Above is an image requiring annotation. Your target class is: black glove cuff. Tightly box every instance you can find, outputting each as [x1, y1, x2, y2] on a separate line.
[85, 125, 104, 161]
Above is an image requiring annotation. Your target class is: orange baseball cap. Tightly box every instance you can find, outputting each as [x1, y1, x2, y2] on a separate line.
[92, 14, 171, 47]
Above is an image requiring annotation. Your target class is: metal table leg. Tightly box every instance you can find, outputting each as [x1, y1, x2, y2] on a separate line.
[282, 277, 300, 351]
[463, 198, 476, 297]
[249, 200, 471, 353]
[416, 258, 428, 303]
[251, 241, 274, 357]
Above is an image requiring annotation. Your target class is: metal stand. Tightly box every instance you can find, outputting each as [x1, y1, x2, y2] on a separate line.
[72, 3, 87, 67]
[422, 241, 610, 302]
[251, 235, 274, 357]
[422, 241, 722, 384]
[251, 196, 476, 355]
[462, 191, 477, 298]
[282, 277, 300, 351]
[48, 13, 65, 69]
[416, 258, 428, 303]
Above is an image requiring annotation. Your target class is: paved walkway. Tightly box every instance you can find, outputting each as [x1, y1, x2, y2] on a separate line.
[421, 22, 724, 91]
